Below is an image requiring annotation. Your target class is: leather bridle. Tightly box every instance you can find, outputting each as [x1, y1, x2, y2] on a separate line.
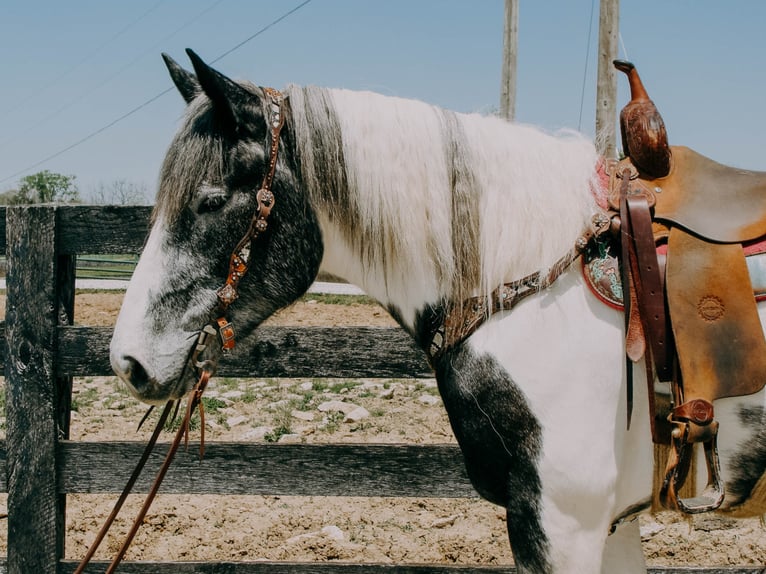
[75, 86, 286, 574]
[209, 86, 286, 353]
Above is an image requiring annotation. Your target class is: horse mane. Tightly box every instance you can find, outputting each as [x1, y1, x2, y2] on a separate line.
[154, 97, 225, 224]
[287, 84, 602, 304]
[154, 79, 602, 305]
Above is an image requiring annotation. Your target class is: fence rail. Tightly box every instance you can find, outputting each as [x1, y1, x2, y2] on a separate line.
[0, 205, 762, 573]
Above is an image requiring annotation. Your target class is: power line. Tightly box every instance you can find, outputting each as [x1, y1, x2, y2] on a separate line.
[0, 0, 226, 151]
[0, 0, 314, 186]
[209, 0, 313, 64]
[0, 0, 168, 125]
[0, 89, 174, 185]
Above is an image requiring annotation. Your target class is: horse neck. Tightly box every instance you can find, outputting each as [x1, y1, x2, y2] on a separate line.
[287, 85, 601, 330]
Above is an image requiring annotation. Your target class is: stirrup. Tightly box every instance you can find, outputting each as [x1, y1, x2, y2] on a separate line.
[660, 412, 725, 513]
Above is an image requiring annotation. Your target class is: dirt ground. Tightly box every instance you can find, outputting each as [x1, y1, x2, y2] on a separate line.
[0, 291, 764, 567]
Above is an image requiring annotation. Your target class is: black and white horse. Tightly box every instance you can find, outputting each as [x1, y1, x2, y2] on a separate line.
[110, 50, 766, 573]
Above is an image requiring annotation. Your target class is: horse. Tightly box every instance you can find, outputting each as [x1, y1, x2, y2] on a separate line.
[109, 49, 766, 573]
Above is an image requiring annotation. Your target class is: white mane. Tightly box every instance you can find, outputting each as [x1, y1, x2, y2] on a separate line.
[288, 85, 601, 309]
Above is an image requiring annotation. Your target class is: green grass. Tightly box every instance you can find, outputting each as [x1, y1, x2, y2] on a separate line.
[298, 292, 377, 306]
[329, 380, 361, 394]
[71, 386, 100, 412]
[264, 402, 294, 442]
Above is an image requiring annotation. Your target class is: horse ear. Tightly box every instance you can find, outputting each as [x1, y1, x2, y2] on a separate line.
[162, 53, 200, 104]
[184, 48, 259, 132]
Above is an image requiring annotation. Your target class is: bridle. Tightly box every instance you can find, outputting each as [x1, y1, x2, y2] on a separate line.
[207, 86, 286, 354]
[74, 86, 286, 573]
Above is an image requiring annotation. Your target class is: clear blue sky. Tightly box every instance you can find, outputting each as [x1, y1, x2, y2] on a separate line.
[1, 1, 764, 200]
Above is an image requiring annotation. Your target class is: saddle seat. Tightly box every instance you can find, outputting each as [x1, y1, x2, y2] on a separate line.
[643, 145, 766, 243]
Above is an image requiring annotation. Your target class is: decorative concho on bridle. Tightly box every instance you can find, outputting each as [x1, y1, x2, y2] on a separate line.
[75, 87, 286, 574]
[195, 86, 286, 360]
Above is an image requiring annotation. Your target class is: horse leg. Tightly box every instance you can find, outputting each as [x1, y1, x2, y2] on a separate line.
[435, 344, 626, 573]
[601, 520, 647, 573]
[435, 345, 550, 570]
[436, 274, 653, 573]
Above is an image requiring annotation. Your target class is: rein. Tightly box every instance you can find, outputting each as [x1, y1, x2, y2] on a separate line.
[74, 87, 285, 572]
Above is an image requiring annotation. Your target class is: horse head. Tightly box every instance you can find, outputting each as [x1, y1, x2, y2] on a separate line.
[110, 50, 322, 404]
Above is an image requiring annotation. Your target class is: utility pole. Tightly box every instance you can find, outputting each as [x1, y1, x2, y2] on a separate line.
[595, 0, 619, 158]
[499, 0, 518, 121]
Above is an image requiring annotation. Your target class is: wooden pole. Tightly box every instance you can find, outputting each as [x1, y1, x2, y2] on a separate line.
[595, 0, 619, 158]
[499, 0, 519, 121]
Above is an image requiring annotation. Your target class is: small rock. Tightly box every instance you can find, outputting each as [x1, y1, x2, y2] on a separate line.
[286, 532, 314, 544]
[379, 387, 396, 400]
[242, 426, 271, 440]
[317, 400, 357, 415]
[321, 525, 344, 541]
[418, 394, 440, 406]
[226, 415, 249, 427]
[222, 390, 244, 400]
[345, 406, 370, 422]
[292, 410, 314, 422]
[299, 381, 314, 392]
[431, 514, 460, 528]
[639, 519, 664, 538]
[277, 433, 302, 444]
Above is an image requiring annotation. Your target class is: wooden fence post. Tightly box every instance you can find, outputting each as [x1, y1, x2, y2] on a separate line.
[5, 205, 74, 573]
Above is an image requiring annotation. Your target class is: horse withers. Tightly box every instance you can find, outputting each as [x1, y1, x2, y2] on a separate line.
[110, 50, 766, 573]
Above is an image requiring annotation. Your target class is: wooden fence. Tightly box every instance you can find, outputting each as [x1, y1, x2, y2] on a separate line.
[0, 205, 763, 574]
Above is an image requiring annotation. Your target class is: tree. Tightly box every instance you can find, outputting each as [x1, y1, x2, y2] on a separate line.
[7, 170, 80, 204]
[88, 179, 150, 205]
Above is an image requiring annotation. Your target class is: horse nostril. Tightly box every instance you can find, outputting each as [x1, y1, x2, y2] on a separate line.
[120, 355, 151, 392]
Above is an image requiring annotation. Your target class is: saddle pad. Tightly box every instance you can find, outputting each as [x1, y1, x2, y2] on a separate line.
[650, 146, 766, 243]
[666, 228, 766, 400]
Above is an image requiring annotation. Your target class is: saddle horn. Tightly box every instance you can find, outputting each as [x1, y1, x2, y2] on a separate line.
[614, 60, 672, 178]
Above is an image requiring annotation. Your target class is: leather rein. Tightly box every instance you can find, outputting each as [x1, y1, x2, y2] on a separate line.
[74, 87, 286, 573]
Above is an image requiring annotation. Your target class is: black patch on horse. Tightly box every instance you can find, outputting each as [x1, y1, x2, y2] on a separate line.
[429, 341, 550, 572]
[727, 405, 766, 504]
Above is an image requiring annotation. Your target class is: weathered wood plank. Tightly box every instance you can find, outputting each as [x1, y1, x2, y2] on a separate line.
[58, 442, 475, 497]
[0, 322, 5, 373]
[5, 206, 64, 572]
[0, 441, 5, 492]
[58, 561, 517, 573]
[52, 560, 766, 574]
[56, 326, 432, 378]
[56, 205, 152, 254]
[0, 206, 6, 252]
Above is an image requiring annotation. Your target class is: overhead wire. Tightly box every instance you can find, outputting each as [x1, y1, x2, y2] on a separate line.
[0, 0, 226, 151]
[0, 0, 168, 124]
[0, 0, 314, 186]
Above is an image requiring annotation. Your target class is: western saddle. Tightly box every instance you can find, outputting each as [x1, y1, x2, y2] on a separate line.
[605, 60, 766, 514]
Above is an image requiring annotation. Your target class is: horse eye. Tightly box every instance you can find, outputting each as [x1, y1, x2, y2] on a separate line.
[197, 194, 227, 215]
